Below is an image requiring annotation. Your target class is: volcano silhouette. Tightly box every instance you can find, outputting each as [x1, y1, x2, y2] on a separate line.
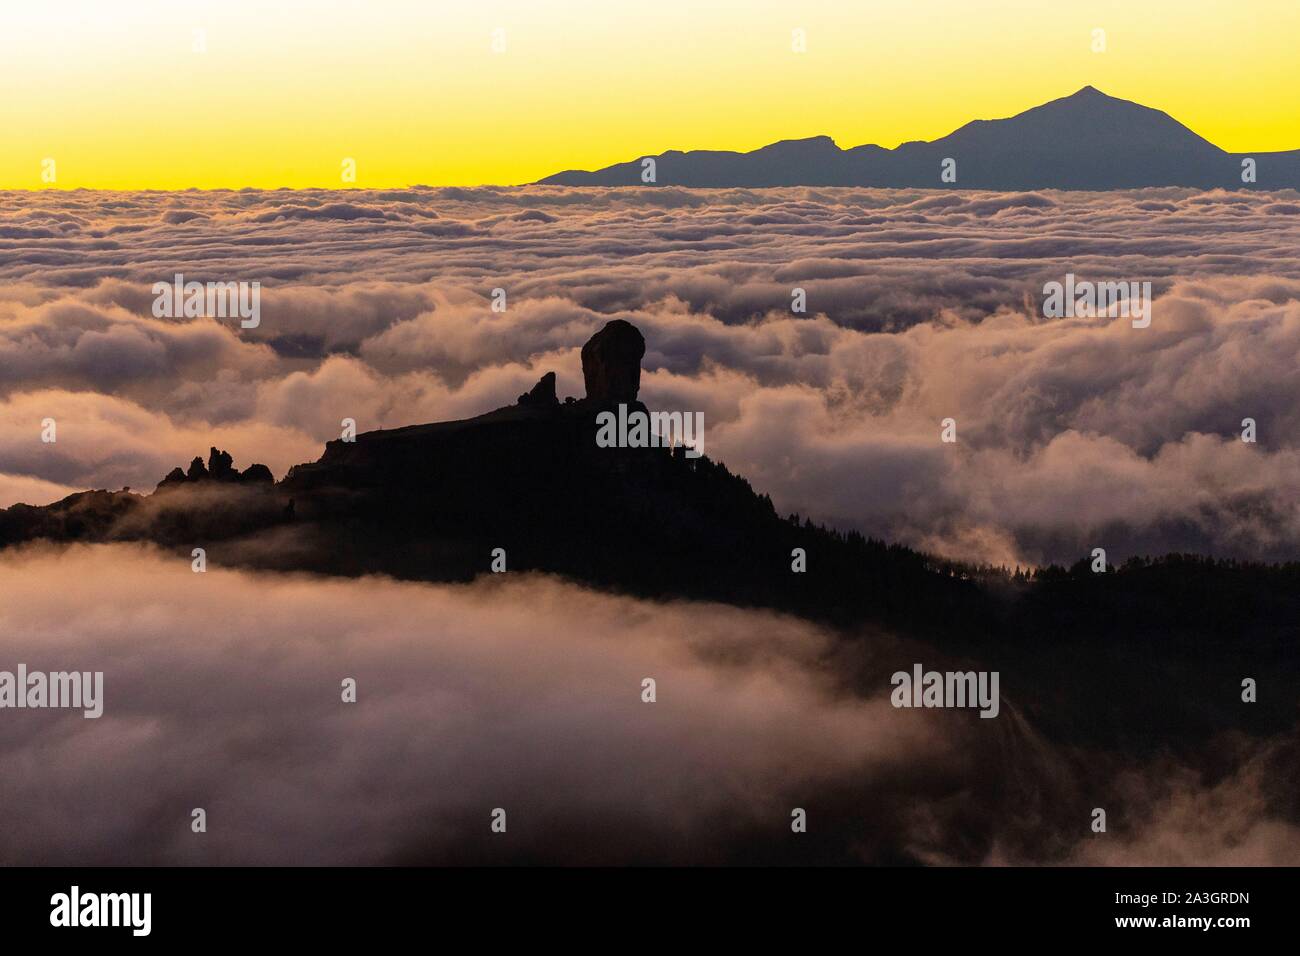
[539, 87, 1300, 189]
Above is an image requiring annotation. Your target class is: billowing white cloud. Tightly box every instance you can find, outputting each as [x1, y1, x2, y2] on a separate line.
[2, 185, 1299, 564]
[0, 543, 1292, 865]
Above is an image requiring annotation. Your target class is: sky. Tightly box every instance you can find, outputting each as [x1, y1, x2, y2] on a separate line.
[1, 0, 1297, 188]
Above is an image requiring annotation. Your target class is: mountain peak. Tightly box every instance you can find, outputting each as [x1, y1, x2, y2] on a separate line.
[1051, 84, 1131, 108]
[763, 134, 839, 149]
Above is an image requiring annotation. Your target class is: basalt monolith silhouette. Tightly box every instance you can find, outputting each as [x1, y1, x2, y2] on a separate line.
[581, 319, 645, 405]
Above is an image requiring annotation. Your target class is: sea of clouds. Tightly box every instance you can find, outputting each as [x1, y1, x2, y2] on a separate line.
[2, 185, 1299, 566]
[0, 543, 1294, 865]
[3, 188, 1300, 864]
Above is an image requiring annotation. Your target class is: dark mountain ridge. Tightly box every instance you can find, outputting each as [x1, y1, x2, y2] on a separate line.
[538, 87, 1300, 189]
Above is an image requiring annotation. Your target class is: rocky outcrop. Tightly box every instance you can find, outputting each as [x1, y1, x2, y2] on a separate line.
[158, 448, 274, 489]
[517, 371, 558, 408]
[208, 447, 235, 480]
[514, 322, 645, 410]
[581, 319, 644, 405]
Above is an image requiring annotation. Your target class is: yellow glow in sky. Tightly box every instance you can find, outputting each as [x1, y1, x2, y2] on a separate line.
[2, 0, 1297, 188]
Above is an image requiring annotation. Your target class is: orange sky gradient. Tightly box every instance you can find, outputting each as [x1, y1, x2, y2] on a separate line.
[1, 0, 1297, 188]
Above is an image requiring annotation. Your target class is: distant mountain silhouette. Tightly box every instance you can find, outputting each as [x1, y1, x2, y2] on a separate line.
[2, 320, 1298, 748]
[539, 87, 1300, 189]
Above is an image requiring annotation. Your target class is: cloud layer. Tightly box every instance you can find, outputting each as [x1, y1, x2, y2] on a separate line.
[0, 544, 1294, 865]
[3, 186, 1300, 565]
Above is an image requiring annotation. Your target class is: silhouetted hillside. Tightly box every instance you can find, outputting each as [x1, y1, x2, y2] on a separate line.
[2, 320, 1296, 751]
